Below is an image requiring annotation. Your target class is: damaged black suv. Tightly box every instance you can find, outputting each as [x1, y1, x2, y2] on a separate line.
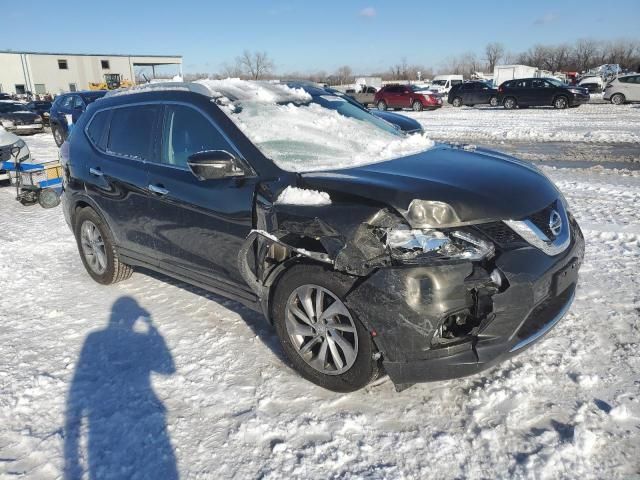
[61, 80, 584, 392]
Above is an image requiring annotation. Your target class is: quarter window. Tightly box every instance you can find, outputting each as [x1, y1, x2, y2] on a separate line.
[107, 105, 158, 160]
[160, 105, 232, 168]
[86, 111, 110, 150]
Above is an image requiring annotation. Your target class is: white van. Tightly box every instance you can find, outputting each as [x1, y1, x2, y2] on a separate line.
[429, 75, 463, 95]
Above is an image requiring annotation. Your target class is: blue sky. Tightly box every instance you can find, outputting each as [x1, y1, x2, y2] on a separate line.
[1, 0, 638, 74]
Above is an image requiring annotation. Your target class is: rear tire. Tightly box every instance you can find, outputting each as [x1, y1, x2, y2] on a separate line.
[503, 97, 517, 110]
[74, 207, 133, 285]
[377, 100, 387, 111]
[412, 100, 424, 111]
[52, 125, 66, 147]
[611, 93, 625, 105]
[272, 264, 380, 392]
[452, 97, 463, 107]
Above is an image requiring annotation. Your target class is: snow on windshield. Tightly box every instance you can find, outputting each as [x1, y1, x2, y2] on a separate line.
[196, 79, 435, 172]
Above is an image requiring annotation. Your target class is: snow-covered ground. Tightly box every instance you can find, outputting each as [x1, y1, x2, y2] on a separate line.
[1, 133, 639, 479]
[403, 103, 640, 145]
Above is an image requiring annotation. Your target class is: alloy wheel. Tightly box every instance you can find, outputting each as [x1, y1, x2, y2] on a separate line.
[80, 220, 107, 275]
[611, 94, 625, 105]
[285, 284, 358, 375]
[504, 98, 516, 109]
[490, 96, 498, 107]
[453, 97, 462, 107]
[555, 97, 568, 109]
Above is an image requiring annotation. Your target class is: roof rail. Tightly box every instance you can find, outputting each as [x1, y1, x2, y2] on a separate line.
[103, 82, 211, 98]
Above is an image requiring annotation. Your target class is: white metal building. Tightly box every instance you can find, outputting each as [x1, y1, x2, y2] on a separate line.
[0, 50, 183, 95]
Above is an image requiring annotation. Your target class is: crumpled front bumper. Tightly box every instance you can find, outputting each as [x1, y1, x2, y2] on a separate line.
[345, 218, 585, 386]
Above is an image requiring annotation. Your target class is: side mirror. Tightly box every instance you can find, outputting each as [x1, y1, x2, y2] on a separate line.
[187, 150, 243, 180]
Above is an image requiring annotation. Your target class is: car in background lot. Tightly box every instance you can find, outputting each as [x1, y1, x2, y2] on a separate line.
[497, 78, 589, 110]
[428, 75, 464, 95]
[0, 127, 31, 184]
[345, 85, 377, 107]
[0, 93, 12, 100]
[603, 74, 640, 105]
[50, 90, 107, 146]
[448, 81, 498, 107]
[374, 84, 442, 111]
[0, 102, 44, 134]
[26, 100, 53, 125]
[62, 80, 583, 392]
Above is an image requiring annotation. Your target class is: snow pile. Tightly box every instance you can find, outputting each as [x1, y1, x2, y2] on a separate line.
[196, 79, 435, 172]
[275, 186, 331, 206]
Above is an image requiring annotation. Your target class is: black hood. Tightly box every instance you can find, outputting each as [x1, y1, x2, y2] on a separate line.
[300, 144, 560, 224]
[371, 111, 423, 133]
[0, 112, 41, 123]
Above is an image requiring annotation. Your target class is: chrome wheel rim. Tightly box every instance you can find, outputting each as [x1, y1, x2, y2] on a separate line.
[413, 101, 422, 111]
[453, 98, 462, 107]
[490, 96, 498, 107]
[80, 220, 107, 274]
[505, 99, 515, 109]
[612, 94, 623, 105]
[377, 101, 386, 110]
[556, 98, 567, 108]
[285, 284, 358, 375]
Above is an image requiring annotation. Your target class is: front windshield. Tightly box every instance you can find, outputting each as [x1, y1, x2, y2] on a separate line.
[546, 78, 566, 87]
[431, 80, 447, 86]
[197, 79, 434, 172]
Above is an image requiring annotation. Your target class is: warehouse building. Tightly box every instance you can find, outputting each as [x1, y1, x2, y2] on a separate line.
[0, 50, 183, 96]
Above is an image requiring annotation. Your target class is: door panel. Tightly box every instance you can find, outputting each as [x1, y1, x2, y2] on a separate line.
[84, 105, 160, 261]
[146, 103, 256, 285]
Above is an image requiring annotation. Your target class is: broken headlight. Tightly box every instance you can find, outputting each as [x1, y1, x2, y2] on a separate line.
[386, 227, 494, 262]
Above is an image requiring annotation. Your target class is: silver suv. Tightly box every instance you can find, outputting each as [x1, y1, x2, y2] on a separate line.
[604, 74, 640, 104]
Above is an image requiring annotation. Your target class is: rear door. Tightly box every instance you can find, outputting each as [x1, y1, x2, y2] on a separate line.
[530, 79, 555, 106]
[384, 86, 403, 108]
[513, 79, 532, 105]
[83, 104, 161, 262]
[626, 75, 640, 101]
[146, 102, 256, 285]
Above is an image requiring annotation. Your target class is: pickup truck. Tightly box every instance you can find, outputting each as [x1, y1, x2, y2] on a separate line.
[345, 85, 378, 107]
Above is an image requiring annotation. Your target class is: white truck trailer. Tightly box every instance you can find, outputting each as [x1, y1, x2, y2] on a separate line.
[493, 65, 538, 87]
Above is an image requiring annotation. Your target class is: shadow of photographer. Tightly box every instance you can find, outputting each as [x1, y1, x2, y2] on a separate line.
[64, 296, 178, 479]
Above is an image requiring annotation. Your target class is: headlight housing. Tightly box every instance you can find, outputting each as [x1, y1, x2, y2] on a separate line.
[385, 226, 494, 262]
[406, 199, 461, 228]
[13, 139, 26, 149]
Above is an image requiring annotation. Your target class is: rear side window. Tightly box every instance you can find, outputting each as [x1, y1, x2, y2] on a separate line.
[618, 77, 630, 83]
[107, 105, 158, 160]
[451, 80, 462, 86]
[86, 110, 110, 150]
[160, 104, 232, 168]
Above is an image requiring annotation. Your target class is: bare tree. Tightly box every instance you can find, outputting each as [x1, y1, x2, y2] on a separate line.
[334, 65, 353, 85]
[237, 50, 274, 80]
[572, 39, 600, 72]
[220, 60, 244, 78]
[485, 42, 504, 71]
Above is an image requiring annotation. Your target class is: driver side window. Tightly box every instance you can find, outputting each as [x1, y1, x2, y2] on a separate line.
[161, 105, 233, 168]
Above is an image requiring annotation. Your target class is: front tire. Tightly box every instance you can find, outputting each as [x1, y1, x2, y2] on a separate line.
[554, 96, 569, 109]
[272, 264, 380, 392]
[74, 208, 133, 285]
[412, 100, 424, 111]
[452, 97, 463, 107]
[52, 125, 66, 147]
[377, 100, 387, 111]
[489, 96, 498, 107]
[611, 93, 626, 105]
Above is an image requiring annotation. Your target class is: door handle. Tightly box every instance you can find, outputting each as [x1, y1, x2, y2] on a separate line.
[148, 184, 169, 195]
[89, 167, 103, 177]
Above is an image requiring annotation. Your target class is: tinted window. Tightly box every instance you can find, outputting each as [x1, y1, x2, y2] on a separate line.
[107, 105, 158, 160]
[61, 96, 74, 109]
[160, 105, 232, 168]
[385, 86, 402, 93]
[531, 79, 551, 89]
[451, 80, 463, 86]
[72, 96, 85, 109]
[86, 110, 110, 150]
[514, 80, 529, 89]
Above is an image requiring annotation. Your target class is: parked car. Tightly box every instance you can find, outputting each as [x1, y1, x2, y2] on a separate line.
[0, 127, 31, 184]
[448, 81, 498, 107]
[577, 76, 604, 93]
[345, 85, 378, 107]
[374, 84, 442, 111]
[0, 93, 12, 100]
[50, 90, 107, 146]
[603, 74, 640, 105]
[26, 100, 53, 125]
[0, 102, 44, 134]
[62, 80, 583, 392]
[428, 75, 464, 95]
[497, 78, 589, 109]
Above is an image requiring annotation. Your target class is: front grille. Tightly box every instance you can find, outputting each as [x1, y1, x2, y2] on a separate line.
[477, 222, 526, 247]
[528, 201, 558, 239]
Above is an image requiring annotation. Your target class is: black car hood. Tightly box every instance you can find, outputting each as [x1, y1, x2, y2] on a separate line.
[300, 144, 560, 225]
[371, 110, 423, 133]
[0, 112, 41, 122]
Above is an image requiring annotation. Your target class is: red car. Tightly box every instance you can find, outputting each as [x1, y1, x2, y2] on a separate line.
[373, 84, 442, 111]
